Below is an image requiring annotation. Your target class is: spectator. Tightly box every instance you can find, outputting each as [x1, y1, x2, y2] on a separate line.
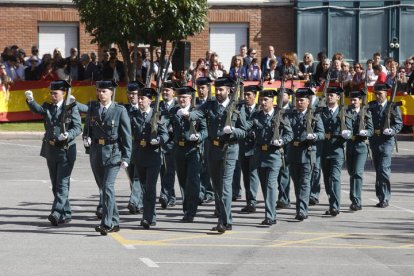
[331, 52, 344, 62]
[55, 59, 69, 81]
[0, 63, 13, 93]
[209, 52, 226, 75]
[1, 46, 12, 62]
[244, 48, 256, 69]
[65, 47, 78, 64]
[15, 53, 26, 81]
[351, 62, 364, 89]
[66, 56, 84, 81]
[229, 55, 246, 80]
[280, 52, 299, 80]
[366, 59, 377, 86]
[385, 61, 398, 87]
[82, 52, 100, 81]
[4, 55, 20, 82]
[314, 51, 327, 82]
[372, 52, 387, 73]
[39, 61, 58, 81]
[25, 56, 41, 80]
[192, 58, 208, 80]
[205, 50, 213, 69]
[298, 52, 316, 80]
[38, 53, 52, 74]
[263, 58, 280, 83]
[330, 59, 341, 81]
[373, 64, 387, 84]
[384, 57, 394, 73]
[102, 47, 125, 81]
[10, 45, 19, 57]
[247, 58, 261, 81]
[339, 61, 352, 86]
[314, 58, 331, 84]
[261, 45, 281, 71]
[208, 61, 224, 80]
[25, 46, 41, 67]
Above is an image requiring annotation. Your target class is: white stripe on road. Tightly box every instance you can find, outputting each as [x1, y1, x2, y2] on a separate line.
[123, 244, 135, 250]
[0, 142, 39, 148]
[155, 261, 414, 267]
[398, 147, 414, 152]
[140, 257, 159, 268]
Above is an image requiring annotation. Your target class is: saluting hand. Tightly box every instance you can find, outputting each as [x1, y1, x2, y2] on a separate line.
[25, 90, 33, 102]
[120, 161, 128, 169]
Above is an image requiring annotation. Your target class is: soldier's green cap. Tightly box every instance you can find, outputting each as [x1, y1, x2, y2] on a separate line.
[49, 80, 70, 91]
[259, 89, 277, 98]
[174, 86, 196, 96]
[373, 83, 391, 93]
[138, 87, 156, 98]
[327, 86, 344, 94]
[96, 80, 118, 89]
[349, 90, 365, 98]
[127, 81, 145, 92]
[163, 80, 180, 89]
[278, 88, 294, 95]
[196, 77, 212, 85]
[295, 88, 314, 98]
[214, 77, 235, 88]
[244, 85, 261, 94]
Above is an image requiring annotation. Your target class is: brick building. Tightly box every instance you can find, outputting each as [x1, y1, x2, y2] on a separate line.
[0, 0, 295, 68]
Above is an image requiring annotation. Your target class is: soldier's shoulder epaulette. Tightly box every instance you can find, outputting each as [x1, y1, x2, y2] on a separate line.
[368, 100, 376, 106]
[114, 103, 127, 110]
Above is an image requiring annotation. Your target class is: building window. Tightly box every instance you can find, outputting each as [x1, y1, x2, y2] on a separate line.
[38, 23, 79, 58]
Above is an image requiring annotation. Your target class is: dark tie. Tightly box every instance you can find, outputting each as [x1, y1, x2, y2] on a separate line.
[265, 113, 271, 123]
[52, 105, 58, 117]
[379, 105, 383, 113]
[142, 112, 147, 121]
[101, 107, 107, 121]
[219, 104, 225, 114]
[330, 109, 334, 117]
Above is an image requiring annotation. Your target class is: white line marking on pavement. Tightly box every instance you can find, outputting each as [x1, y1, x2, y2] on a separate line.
[140, 257, 159, 268]
[155, 262, 414, 267]
[399, 147, 414, 152]
[0, 142, 39, 148]
[124, 245, 135, 250]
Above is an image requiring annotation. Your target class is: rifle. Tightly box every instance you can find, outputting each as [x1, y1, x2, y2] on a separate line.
[317, 69, 331, 108]
[150, 45, 176, 140]
[358, 73, 369, 132]
[112, 80, 117, 103]
[189, 73, 197, 135]
[291, 78, 296, 109]
[60, 80, 72, 149]
[339, 90, 347, 132]
[84, 97, 92, 154]
[272, 77, 286, 141]
[224, 74, 243, 128]
[384, 76, 402, 152]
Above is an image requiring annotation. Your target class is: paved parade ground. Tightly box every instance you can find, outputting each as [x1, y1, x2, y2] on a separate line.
[0, 134, 413, 275]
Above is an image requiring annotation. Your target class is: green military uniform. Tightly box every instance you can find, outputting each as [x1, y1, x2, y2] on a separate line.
[288, 88, 325, 220]
[84, 81, 132, 235]
[249, 89, 293, 225]
[168, 86, 208, 221]
[131, 88, 169, 229]
[188, 77, 247, 232]
[345, 91, 374, 211]
[368, 84, 403, 207]
[26, 80, 82, 226]
[238, 85, 260, 213]
[318, 87, 349, 216]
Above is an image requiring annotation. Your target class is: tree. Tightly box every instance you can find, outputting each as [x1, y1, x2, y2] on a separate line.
[73, 0, 208, 82]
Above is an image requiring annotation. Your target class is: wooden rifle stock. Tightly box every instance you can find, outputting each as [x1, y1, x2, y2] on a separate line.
[224, 75, 242, 128]
[271, 76, 286, 141]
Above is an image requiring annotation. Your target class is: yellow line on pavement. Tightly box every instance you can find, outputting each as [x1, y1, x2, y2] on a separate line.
[268, 233, 350, 247]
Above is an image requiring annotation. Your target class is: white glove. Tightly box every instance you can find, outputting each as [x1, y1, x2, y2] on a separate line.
[189, 134, 199, 141]
[83, 137, 91, 147]
[177, 109, 189, 117]
[359, 129, 368, 136]
[341, 130, 352, 139]
[68, 95, 76, 105]
[271, 139, 283, 146]
[150, 137, 161, 145]
[383, 128, 394, 136]
[223, 125, 233, 134]
[306, 133, 316, 140]
[25, 90, 33, 101]
[120, 161, 128, 169]
[58, 132, 68, 141]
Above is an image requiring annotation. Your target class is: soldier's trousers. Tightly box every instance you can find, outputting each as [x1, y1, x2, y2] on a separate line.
[346, 148, 368, 207]
[137, 163, 161, 223]
[209, 158, 236, 226]
[199, 144, 214, 201]
[128, 164, 143, 210]
[277, 155, 290, 206]
[160, 151, 176, 202]
[310, 141, 322, 201]
[321, 156, 344, 211]
[232, 160, 242, 198]
[290, 162, 312, 216]
[258, 163, 281, 221]
[90, 163, 121, 228]
[47, 158, 74, 220]
[175, 148, 201, 218]
[371, 140, 394, 203]
[240, 155, 259, 206]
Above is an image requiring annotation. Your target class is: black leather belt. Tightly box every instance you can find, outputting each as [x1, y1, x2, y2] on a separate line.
[47, 140, 66, 148]
[258, 144, 282, 152]
[176, 140, 198, 148]
[209, 138, 237, 148]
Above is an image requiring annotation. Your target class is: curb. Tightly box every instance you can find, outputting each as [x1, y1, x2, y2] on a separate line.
[0, 131, 44, 140]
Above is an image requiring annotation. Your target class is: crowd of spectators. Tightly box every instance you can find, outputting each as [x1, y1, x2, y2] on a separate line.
[1, 43, 414, 95]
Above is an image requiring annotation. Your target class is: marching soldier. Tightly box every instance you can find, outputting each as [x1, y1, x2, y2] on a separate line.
[288, 88, 324, 221]
[25, 80, 82, 226]
[369, 83, 403, 207]
[195, 77, 215, 203]
[319, 86, 351, 216]
[249, 89, 293, 225]
[83, 80, 132, 235]
[168, 86, 208, 222]
[132, 87, 169, 229]
[159, 81, 177, 209]
[125, 81, 145, 214]
[345, 90, 374, 211]
[179, 77, 247, 233]
[277, 87, 294, 209]
[238, 85, 260, 213]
